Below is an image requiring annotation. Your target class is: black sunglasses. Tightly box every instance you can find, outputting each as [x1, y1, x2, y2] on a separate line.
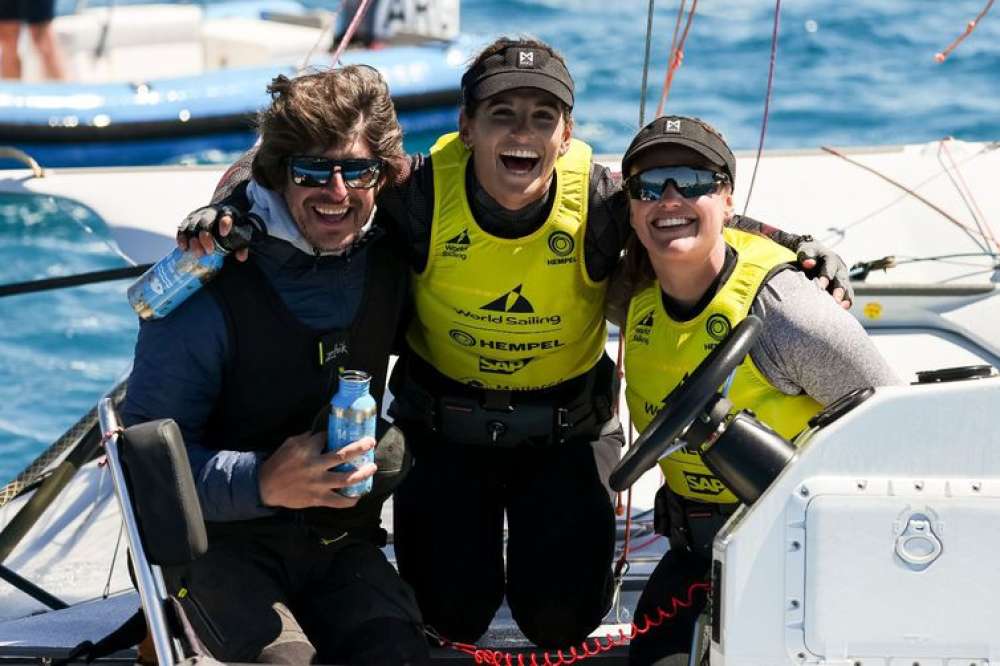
[288, 156, 384, 189]
[625, 166, 728, 201]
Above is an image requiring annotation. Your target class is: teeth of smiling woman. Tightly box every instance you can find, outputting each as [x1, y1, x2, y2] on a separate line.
[500, 148, 540, 159]
[315, 205, 348, 216]
[652, 217, 693, 229]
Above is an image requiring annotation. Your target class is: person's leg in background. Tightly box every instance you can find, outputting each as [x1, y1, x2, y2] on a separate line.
[0, 0, 22, 81]
[25, 0, 65, 80]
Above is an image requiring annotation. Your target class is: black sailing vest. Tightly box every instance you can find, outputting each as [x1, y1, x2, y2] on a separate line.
[204, 224, 408, 531]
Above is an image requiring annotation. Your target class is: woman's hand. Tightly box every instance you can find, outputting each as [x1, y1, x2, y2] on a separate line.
[795, 236, 853, 308]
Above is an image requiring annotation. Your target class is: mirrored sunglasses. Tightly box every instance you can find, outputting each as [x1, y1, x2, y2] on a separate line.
[288, 156, 384, 189]
[625, 166, 727, 201]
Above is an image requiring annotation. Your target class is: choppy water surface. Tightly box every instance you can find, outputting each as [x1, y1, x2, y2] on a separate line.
[2, 0, 999, 479]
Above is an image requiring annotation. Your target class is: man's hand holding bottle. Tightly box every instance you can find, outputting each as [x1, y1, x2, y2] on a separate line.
[258, 432, 377, 510]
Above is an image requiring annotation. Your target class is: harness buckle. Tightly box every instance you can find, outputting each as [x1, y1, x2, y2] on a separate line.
[487, 420, 508, 443]
[481, 389, 513, 412]
[556, 407, 571, 431]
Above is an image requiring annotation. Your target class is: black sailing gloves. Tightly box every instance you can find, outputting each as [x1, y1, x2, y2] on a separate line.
[794, 235, 854, 308]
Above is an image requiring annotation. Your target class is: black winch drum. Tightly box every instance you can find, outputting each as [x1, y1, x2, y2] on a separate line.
[700, 411, 797, 505]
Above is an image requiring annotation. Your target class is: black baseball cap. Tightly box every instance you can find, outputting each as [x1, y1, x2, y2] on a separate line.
[621, 116, 736, 188]
[461, 43, 575, 109]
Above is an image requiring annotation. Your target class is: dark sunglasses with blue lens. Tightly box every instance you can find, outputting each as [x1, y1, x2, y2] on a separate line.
[625, 166, 728, 201]
[288, 156, 384, 189]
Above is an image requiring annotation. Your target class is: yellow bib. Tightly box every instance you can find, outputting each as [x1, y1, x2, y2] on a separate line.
[406, 132, 607, 390]
[624, 228, 821, 503]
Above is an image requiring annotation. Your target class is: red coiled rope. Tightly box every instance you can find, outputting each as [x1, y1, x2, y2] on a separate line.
[430, 581, 711, 665]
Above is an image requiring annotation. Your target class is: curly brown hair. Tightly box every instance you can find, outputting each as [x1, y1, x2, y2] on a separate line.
[461, 36, 573, 120]
[252, 65, 405, 191]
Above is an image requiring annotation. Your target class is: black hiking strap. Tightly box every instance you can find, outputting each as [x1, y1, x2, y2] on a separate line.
[54, 597, 217, 665]
[53, 609, 146, 665]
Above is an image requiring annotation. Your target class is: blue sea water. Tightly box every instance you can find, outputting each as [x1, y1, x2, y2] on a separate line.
[2, 0, 999, 481]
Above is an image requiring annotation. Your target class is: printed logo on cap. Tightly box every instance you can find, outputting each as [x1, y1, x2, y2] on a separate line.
[518, 50, 535, 68]
[665, 119, 682, 133]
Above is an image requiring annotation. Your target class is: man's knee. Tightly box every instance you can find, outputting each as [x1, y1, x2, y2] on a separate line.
[257, 639, 315, 664]
[337, 617, 430, 665]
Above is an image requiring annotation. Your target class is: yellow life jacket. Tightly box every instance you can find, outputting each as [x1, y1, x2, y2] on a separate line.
[624, 228, 821, 503]
[406, 132, 607, 390]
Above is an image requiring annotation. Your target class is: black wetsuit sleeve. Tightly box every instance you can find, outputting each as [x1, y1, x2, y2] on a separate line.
[375, 153, 435, 272]
[728, 214, 803, 251]
[216, 180, 251, 217]
[583, 163, 628, 283]
[211, 149, 256, 204]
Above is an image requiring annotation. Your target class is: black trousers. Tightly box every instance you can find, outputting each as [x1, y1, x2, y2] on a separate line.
[629, 492, 731, 665]
[165, 520, 429, 665]
[628, 548, 710, 665]
[392, 418, 623, 648]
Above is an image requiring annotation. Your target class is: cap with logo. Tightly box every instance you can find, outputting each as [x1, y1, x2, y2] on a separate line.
[621, 115, 736, 189]
[461, 43, 575, 109]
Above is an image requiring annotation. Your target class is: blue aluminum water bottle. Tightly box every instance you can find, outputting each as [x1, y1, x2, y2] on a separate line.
[127, 221, 253, 320]
[327, 370, 377, 498]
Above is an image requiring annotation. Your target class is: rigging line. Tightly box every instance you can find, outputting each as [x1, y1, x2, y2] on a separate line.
[938, 139, 1000, 253]
[741, 0, 781, 218]
[654, 0, 686, 121]
[820, 145, 995, 241]
[666, 0, 687, 83]
[939, 267, 1000, 284]
[820, 145, 995, 251]
[299, 1, 343, 73]
[935, 0, 996, 63]
[0, 264, 151, 298]
[935, 142, 993, 254]
[330, 0, 375, 66]
[655, 0, 698, 117]
[638, 0, 657, 127]
[890, 253, 1000, 268]
[103, 519, 125, 599]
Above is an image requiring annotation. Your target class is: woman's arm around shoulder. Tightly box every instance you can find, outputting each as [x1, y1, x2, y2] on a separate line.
[750, 269, 901, 406]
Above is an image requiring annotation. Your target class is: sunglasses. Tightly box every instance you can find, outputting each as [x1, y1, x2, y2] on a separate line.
[288, 156, 384, 189]
[625, 166, 728, 201]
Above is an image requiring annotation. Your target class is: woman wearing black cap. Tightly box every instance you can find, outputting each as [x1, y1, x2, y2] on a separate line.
[178, 38, 857, 650]
[379, 40, 855, 649]
[614, 116, 899, 664]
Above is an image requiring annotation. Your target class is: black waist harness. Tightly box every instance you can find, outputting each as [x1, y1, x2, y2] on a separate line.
[655, 486, 740, 558]
[389, 351, 618, 447]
